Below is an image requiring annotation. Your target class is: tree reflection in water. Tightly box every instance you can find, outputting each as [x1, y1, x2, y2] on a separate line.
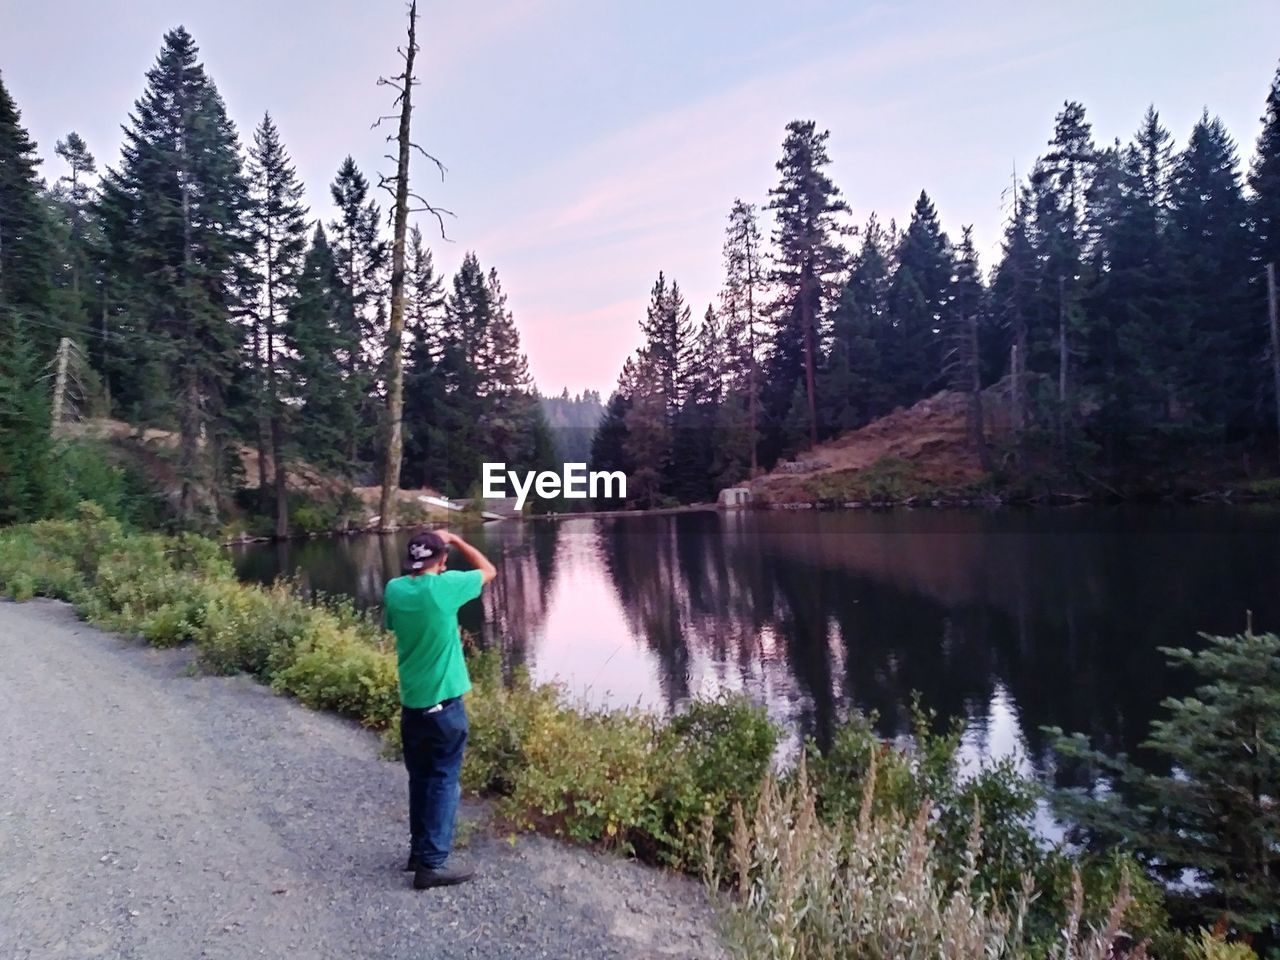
[230, 505, 1280, 781]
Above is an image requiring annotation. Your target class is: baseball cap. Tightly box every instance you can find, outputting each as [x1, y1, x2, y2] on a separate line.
[404, 530, 447, 573]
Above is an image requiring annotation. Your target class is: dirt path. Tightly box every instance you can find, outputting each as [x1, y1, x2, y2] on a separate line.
[0, 600, 723, 960]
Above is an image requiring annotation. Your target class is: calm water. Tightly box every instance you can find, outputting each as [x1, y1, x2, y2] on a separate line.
[229, 506, 1280, 777]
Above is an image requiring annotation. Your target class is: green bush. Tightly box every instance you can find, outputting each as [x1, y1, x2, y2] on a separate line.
[47, 441, 161, 527]
[0, 533, 82, 600]
[504, 701, 663, 850]
[197, 580, 312, 677]
[655, 696, 777, 867]
[291, 500, 337, 536]
[808, 705, 1041, 901]
[270, 619, 399, 728]
[461, 654, 562, 796]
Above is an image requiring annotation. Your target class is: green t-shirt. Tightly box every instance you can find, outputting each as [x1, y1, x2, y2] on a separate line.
[383, 569, 484, 708]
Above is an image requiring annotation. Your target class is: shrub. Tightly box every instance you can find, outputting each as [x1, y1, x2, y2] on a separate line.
[654, 696, 778, 867]
[808, 706, 1042, 903]
[270, 619, 400, 728]
[1186, 930, 1260, 960]
[291, 500, 337, 536]
[0, 533, 82, 600]
[47, 441, 158, 527]
[708, 757, 1143, 960]
[499, 698, 662, 852]
[461, 655, 562, 796]
[196, 581, 312, 677]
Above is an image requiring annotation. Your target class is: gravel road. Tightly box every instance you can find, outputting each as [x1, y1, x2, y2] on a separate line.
[0, 599, 723, 960]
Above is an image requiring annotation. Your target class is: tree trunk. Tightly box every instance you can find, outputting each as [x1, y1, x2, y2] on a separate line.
[272, 413, 288, 539]
[267, 245, 288, 539]
[377, 0, 419, 532]
[253, 319, 268, 500]
[802, 272, 818, 450]
[969, 314, 993, 471]
[50, 337, 69, 435]
[179, 366, 200, 519]
[177, 107, 200, 523]
[1268, 262, 1280, 469]
[746, 232, 759, 476]
[1057, 274, 1068, 457]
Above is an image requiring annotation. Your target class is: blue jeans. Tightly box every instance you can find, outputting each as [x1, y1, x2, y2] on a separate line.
[401, 697, 468, 868]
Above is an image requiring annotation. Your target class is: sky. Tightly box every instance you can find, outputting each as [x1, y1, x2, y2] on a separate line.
[3, 0, 1279, 395]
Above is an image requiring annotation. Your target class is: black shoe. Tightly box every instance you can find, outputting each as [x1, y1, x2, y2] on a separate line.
[413, 863, 475, 889]
[404, 853, 419, 872]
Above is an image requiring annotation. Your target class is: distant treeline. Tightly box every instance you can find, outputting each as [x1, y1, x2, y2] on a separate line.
[541, 390, 605, 466]
[5, 33, 1280, 523]
[0, 27, 554, 527]
[593, 71, 1280, 505]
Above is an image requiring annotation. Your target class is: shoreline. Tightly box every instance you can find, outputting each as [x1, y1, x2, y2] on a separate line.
[223, 485, 1280, 544]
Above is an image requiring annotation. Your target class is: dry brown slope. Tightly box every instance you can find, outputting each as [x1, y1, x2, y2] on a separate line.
[752, 390, 1008, 504]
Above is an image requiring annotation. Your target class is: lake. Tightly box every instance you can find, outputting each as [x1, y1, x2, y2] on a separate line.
[229, 505, 1280, 779]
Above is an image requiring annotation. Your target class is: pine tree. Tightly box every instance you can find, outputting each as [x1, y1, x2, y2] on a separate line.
[991, 179, 1036, 452]
[400, 226, 447, 489]
[420, 253, 543, 495]
[246, 112, 308, 535]
[590, 357, 638, 491]
[282, 226, 352, 477]
[1251, 64, 1280, 273]
[623, 349, 670, 508]
[542, 388, 605, 467]
[44, 134, 100, 399]
[1168, 112, 1251, 445]
[404, 226, 445, 363]
[50, 131, 98, 344]
[1249, 63, 1280, 455]
[721, 199, 765, 474]
[327, 156, 386, 466]
[888, 191, 953, 406]
[1083, 109, 1179, 465]
[1053, 630, 1280, 935]
[670, 306, 724, 501]
[0, 73, 52, 347]
[96, 27, 251, 521]
[766, 121, 849, 452]
[0, 315, 54, 522]
[639, 271, 694, 420]
[1031, 102, 1099, 455]
[817, 215, 892, 436]
[482, 265, 543, 474]
[947, 227, 991, 467]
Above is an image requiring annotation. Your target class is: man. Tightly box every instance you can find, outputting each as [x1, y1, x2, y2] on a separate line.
[383, 528, 496, 890]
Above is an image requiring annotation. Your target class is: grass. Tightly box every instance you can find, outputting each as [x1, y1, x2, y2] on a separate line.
[772, 456, 996, 506]
[709, 758, 1139, 960]
[0, 501, 1252, 959]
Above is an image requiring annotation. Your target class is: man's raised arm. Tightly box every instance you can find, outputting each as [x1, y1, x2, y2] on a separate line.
[441, 531, 497, 584]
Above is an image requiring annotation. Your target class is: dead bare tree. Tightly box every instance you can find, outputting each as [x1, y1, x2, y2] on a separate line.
[374, 0, 453, 532]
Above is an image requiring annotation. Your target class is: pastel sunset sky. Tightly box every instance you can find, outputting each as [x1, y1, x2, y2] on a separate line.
[3, 0, 1278, 394]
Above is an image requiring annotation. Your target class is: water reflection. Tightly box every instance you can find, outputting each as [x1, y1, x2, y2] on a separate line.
[229, 505, 1280, 777]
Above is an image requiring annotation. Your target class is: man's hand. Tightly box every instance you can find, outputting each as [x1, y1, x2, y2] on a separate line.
[439, 530, 497, 585]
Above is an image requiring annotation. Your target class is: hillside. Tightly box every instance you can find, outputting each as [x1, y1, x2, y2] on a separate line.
[60, 419, 455, 532]
[750, 389, 1012, 505]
